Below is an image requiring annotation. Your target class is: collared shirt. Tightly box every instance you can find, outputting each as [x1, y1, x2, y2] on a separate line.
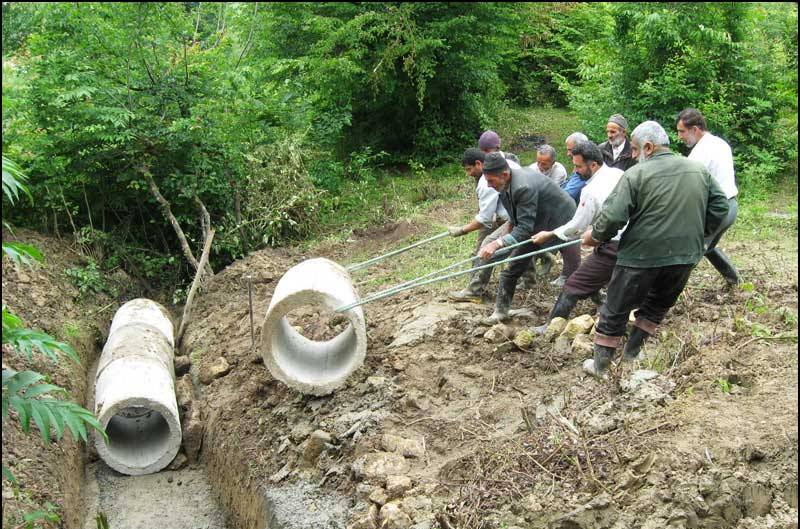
[530, 161, 567, 186]
[553, 164, 625, 241]
[688, 132, 738, 199]
[612, 141, 625, 161]
[498, 150, 521, 169]
[475, 175, 510, 227]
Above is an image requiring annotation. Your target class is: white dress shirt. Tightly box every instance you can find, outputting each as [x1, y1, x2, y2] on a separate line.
[475, 175, 510, 227]
[553, 164, 626, 241]
[688, 132, 738, 199]
[611, 141, 625, 161]
[530, 161, 568, 186]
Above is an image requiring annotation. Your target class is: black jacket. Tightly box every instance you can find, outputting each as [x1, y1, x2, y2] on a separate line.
[599, 139, 637, 172]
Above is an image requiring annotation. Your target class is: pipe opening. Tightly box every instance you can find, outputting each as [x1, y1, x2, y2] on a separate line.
[283, 305, 350, 341]
[104, 406, 172, 470]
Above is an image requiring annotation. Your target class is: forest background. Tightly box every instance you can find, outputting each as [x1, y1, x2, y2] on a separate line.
[2, 2, 797, 299]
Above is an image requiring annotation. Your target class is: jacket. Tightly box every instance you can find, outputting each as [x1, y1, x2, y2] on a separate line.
[599, 138, 637, 172]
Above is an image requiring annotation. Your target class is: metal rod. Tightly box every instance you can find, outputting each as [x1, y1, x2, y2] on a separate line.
[247, 275, 255, 350]
[346, 230, 450, 272]
[335, 238, 582, 313]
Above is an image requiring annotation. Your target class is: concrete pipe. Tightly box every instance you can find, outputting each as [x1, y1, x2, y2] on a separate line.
[94, 299, 182, 476]
[261, 258, 367, 396]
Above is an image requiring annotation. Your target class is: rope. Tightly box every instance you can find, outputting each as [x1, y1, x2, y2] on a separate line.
[335, 238, 582, 313]
[346, 230, 450, 272]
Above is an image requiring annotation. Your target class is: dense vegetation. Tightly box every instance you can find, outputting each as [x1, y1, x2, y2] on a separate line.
[2, 2, 797, 295]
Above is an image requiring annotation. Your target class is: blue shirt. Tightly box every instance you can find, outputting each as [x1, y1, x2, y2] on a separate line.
[561, 171, 587, 205]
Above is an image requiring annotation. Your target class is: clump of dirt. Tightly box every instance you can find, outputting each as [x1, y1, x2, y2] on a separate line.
[182, 220, 797, 529]
[284, 306, 350, 342]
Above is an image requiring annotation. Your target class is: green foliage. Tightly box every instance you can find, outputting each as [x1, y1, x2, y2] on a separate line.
[65, 259, 112, 299]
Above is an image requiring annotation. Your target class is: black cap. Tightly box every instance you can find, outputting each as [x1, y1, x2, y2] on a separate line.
[483, 152, 509, 174]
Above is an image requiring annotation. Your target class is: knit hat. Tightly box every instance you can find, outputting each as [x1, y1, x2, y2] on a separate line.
[478, 130, 501, 150]
[482, 152, 509, 174]
[607, 114, 629, 130]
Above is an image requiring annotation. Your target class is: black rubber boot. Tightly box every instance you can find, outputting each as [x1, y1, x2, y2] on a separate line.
[533, 292, 579, 335]
[536, 253, 554, 278]
[582, 343, 616, 379]
[483, 276, 515, 324]
[623, 326, 650, 362]
[705, 248, 740, 286]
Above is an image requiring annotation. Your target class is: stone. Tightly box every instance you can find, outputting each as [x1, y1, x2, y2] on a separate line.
[620, 370, 660, 391]
[369, 487, 389, 506]
[741, 484, 772, 517]
[175, 374, 194, 412]
[173, 355, 192, 377]
[199, 356, 230, 384]
[348, 505, 379, 529]
[572, 334, 594, 357]
[386, 475, 413, 498]
[493, 342, 516, 355]
[460, 366, 483, 378]
[367, 376, 386, 388]
[514, 330, 534, 349]
[182, 408, 204, 463]
[389, 303, 460, 348]
[290, 420, 315, 442]
[379, 502, 413, 529]
[382, 434, 425, 458]
[484, 323, 513, 344]
[167, 451, 188, 471]
[352, 452, 409, 482]
[544, 317, 568, 341]
[302, 430, 332, 466]
[398, 496, 434, 523]
[561, 314, 595, 340]
[553, 334, 572, 356]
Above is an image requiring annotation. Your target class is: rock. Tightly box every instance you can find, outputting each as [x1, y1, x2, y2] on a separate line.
[572, 334, 594, 357]
[620, 370, 660, 391]
[167, 451, 188, 471]
[182, 408, 204, 463]
[269, 463, 291, 483]
[535, 394, 567, 421]
[302, 430, 332, 466]
[398, 496, 434, 523]
[367, 376, 386, 388]
[199, 356, 230, 384]
[553, 334, 572, 356]
[175, 374, 194, 412]
[352, 452, 409, 482]
[389, 303, 460, 348]
[290, 420, 315, 442]
[381, 434, 425, 458]
[369, 487, 389, 506]
[544, 317, 568, 341]
[493, 342, 516, 356]
[356, 483, 375, 500]
[379, 502, 413, 529]
[348, 505, 379, 529]
[561, 314, 595, 340]
[173, 355, 192, 376]
[484, 323, 513, 344]
[459, 366, 483, 378]
[386, 475, 413, 498]
[514, 330, 534, 349]
[741, 484, 772, 517]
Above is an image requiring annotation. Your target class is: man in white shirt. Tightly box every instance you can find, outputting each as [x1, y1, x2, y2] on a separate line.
[676, 108, 740, 286]
[530, 144, 568, 186]
[528, 141, 625, 334]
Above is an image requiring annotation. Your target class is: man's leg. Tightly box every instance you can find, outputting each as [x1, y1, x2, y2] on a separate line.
[704, 198, 739, 286]
[484, 242, 536, 324]
[623, 264, 694, 361]
[585, 265, 659, 377]
[449, 222, 504, 301]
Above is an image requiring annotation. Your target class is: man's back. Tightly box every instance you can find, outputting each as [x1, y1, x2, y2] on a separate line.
[688, 132, 737, 199]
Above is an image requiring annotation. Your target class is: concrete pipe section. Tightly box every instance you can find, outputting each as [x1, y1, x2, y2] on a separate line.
[262, 258, 367, 396]
[94, 298, 182, 476]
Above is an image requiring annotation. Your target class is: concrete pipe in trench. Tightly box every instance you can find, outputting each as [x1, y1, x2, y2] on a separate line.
[261, 258, 367, 396]
[94, 299, 181, 476]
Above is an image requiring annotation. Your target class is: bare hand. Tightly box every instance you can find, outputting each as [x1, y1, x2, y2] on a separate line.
[448, 226, 465, 237]
[531, 231, 553, 246]
[582, 228, 599, 247]
[478, 241, 500, 260]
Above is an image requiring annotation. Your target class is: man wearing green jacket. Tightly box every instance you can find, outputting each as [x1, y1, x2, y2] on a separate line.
[581, 121, 730, 378]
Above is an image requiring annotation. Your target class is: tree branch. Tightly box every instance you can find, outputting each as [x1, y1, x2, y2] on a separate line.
[177, 228, 215, 346]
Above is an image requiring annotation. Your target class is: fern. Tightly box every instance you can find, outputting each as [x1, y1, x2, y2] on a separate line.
[2, 307, 80, 363]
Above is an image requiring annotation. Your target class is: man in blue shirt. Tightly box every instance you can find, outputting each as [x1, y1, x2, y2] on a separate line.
[561, 132, 590, 205]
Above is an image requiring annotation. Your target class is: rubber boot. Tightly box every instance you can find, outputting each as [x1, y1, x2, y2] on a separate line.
[623, 326, 650, 362]
[536, 253, 554, 279]
[582, 344, 615, 379]
[550, 274, 567, 288]
[590, 289, 606, 306]
[482, 276, 515, 325]
[449, 262, 492, 302]
[705, 248, 740, 286]
[518, 266, 538, 290]
[533, 292, 579, 335]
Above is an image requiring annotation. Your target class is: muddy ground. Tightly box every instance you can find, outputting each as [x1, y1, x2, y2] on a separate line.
[2, 203, 798, 529]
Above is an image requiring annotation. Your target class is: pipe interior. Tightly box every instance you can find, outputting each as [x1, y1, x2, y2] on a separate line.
[104, 406, 172, 469]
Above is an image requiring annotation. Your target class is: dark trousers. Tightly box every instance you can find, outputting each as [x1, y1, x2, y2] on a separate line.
[704, 197, 738, 278]
[595, 264, 694, 338]
[499, 240, 581, 286]
[564, 241, 618, 298]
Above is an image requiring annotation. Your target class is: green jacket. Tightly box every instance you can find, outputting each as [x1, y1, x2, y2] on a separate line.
[591, 151, 729, 268]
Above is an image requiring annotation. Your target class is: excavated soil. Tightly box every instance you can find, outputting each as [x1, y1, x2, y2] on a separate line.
[182, 225, 798, 528]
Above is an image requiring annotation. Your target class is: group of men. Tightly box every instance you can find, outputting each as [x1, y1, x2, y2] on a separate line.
[446, 109, 740, 378]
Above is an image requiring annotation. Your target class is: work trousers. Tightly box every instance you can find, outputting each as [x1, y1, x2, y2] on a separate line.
[498, 239, 581, 286]
[563, 241, 619, 298]
[595, 263, 694, 339]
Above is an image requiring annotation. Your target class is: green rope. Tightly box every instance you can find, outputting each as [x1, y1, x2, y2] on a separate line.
[336, 238, 582, 313]
[346, 230, 450, 272]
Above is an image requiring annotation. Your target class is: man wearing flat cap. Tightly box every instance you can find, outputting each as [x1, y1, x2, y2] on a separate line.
[471, 152, 578, 324]
[598, 114, 637, 172]
[478, 130, 521, 168]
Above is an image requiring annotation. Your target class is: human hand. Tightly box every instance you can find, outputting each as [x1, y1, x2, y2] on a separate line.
[531, 231, 553, 245]
[582, 227, 599, 247]
[448, 226, 465, 237]
[478, 240, 501, 260]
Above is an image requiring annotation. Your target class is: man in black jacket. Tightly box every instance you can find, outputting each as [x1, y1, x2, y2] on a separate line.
[598, 114, 637, 172]
[477, 153, 578, 324]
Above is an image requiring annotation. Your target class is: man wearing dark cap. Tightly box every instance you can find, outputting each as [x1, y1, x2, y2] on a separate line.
[475, 152, 578, 324]
[478, 130, 521, 167]
[598, 114, 637, 171]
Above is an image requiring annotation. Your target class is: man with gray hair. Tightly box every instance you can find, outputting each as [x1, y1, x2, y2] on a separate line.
[531, 144, 567, 186]
[581, 121, 729, 378]
[598, 114, 637, 171]
[561, 132, 591, 204]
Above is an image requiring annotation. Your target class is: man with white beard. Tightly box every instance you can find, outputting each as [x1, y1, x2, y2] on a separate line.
[676, 108, 741, 286]
[598, 114, 637, 172]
